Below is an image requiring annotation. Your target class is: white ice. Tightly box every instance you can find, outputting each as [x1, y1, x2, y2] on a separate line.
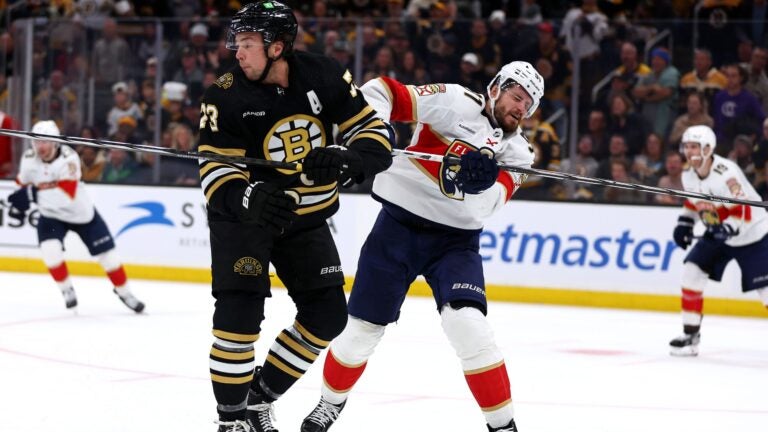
[1, 271, 766, 432]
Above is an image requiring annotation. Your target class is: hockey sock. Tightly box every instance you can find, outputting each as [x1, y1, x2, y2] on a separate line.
[681, 288, 703, 332]
[321, 348, 368, 405]
[210, 329, 259, 421]
[97, 250, 127, 288]
[48, 262, 73, 292]
[465, 361, 514, 428]
[254, 320, 328, 402]
[106, 266, 127, 288]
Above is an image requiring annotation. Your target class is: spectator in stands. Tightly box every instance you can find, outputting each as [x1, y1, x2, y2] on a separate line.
[712, 64, 765, 154]
[367, 46, 398, 80]
[467, 18, 500, 81]
[188, 23, 210, 63]
[753, 118, 768, 187]
[110, 116, 143, 145]
[596, 133, 631, 180]
[329, 40, 353, 71]
[101, 149, 138, 184]
[135, 22, 166, 67]
[611, 41, 650, 98]
[106, 81, 142, 137]
[606, 92, 649, 156]
[32, 69, 79, 132]
[560, 0, 608, 114]
[517, 109, 560, 200]
[0, 110, 15, 178]
[173, 47, 205, 94]
[729, 134, 757, 184]
[457, 52, 483, 93]
[603, 159, 646, 203]
[160, 81, 190, 131]
[559, 134, 599, 181]
[79, 145, 106, 182]
[91, 18, 131, 85]
[144, 56, 159, 82]
[632, 132, 665, 186]
[679, 48, 727, 109]
[744, 46, 768, 113]
[668, 92, 714, 146]
[632, 47, 680, 138]
[208, 38, 236, 76]
[159, 123, 199, 186]
[654, 151, 685, 205]
[586, 109, 609, 159]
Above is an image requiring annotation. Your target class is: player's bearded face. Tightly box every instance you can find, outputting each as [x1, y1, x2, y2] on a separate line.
[492, 85, 531, 133]
[235, 33, 268, 80]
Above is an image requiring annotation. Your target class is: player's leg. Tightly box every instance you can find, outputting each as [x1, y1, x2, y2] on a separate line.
[427, 233, 517, 431]
[730, 234, 768, 311]
[248, 223, 346, 431]
[208, 220, 273, 432]
[74, 210, 144, 313]
[302, 209, 418, 432]
[37, 216, 77, 309]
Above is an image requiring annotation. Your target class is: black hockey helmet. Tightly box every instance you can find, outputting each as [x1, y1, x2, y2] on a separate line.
[226, 1, 298, 53]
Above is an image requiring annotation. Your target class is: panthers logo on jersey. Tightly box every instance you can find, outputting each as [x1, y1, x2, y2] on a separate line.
[439, 139, 476, 200]
[264, 114, 327, 174]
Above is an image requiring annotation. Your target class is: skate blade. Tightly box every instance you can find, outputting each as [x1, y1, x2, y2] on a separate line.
[670, 346, 699, 357]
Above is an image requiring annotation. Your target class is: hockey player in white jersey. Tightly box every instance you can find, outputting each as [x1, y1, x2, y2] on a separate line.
[671, 125, 768, 356]
[302, 62, 543, 432]
[7, 120, 145, 313]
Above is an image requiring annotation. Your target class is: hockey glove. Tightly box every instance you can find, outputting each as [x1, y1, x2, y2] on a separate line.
[302, 145, 363, 186]
[704, 223, 738, 243]
[673, 216, 694, 250]
[456, 150, 499, 194]
[7, 185, 38, 213]
[238, 181, 299, 235]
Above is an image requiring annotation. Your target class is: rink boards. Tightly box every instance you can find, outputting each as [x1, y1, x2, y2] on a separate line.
[0, 180, 765, 317]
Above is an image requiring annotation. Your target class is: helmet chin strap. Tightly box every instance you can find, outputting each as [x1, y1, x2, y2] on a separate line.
[254, 56, 274, 83]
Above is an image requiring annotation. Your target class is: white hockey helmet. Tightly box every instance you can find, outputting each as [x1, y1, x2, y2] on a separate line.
[486, 61, 544, 119]
[31, 120, 61, 154]
[681, 124, 716, 159]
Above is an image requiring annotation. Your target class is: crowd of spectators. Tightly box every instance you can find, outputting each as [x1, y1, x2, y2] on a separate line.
[2, 0, 768, 205]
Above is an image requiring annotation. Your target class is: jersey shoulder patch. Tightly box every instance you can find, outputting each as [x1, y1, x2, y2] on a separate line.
[214, 72, 234, 89]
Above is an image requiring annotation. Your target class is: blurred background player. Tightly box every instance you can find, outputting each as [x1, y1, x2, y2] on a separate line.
[302, 61, 544, 432]
[6, 120, 145, 313]
[671, 125, 768, 356]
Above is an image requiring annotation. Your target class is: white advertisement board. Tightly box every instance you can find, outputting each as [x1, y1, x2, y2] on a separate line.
[0, 181, 746, 301]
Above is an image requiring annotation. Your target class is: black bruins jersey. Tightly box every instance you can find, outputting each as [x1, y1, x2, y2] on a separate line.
[198, 51, 392, 225]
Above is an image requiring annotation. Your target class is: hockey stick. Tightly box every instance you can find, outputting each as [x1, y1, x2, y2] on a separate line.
[392, 148, 768, 209]
[0, 128, 302, 171]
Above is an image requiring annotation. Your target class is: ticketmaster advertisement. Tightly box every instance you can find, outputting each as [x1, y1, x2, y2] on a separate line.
[0, 181, 750, 303]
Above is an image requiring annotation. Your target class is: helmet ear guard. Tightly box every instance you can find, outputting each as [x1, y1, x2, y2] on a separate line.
[226, 1, 298, 54]
[486, 61, 544, 119]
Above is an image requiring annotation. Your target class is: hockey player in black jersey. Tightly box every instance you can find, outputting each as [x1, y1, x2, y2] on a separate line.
[198, 2, 393, 431]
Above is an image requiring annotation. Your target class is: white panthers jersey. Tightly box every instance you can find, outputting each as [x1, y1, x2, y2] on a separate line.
[681, 154, 768, 246]
[16, 144, 95, 224]
[361, 77, 535, 230]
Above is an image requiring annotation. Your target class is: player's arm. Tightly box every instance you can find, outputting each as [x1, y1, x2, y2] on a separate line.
[307, 65, 393, 185]
[197, 87, 250, 216]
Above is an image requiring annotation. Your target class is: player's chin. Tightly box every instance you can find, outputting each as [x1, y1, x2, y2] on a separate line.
[501, 118, 520, 133]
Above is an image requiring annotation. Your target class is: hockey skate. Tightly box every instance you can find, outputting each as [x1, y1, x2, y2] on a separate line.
[60, 286, 78, 309]
[669, 332, 700, 356]
[215, 419, 251, 432]
[113, 287, 145, 313]
[488, 419, 519, 432]
[245, 393, 278, 432]
[300, 397, 346, 432]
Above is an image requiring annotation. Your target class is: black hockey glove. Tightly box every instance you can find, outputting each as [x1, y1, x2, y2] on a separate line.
[456, 150, 499, 194]
[704, 223, 738, 243]
[7, 185, 38, 215]
[302, 145, 363, 186]
[238, 181, 298, 235]
[672, 216, 694, 250]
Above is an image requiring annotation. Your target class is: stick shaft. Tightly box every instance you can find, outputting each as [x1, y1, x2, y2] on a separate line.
[0, 128, 301, 171]
[392, 148, 768, 209]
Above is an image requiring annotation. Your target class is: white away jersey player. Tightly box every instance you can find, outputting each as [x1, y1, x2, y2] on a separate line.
[16, 145, 95, 224]
[681, 154, 768, 246]
[362, 77, 534, 230]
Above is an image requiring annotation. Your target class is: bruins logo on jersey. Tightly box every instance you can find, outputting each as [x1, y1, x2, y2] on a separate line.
[214, 73, 233, 89]
[234, 257, 263, 276]
[264, 114, 327, 174]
